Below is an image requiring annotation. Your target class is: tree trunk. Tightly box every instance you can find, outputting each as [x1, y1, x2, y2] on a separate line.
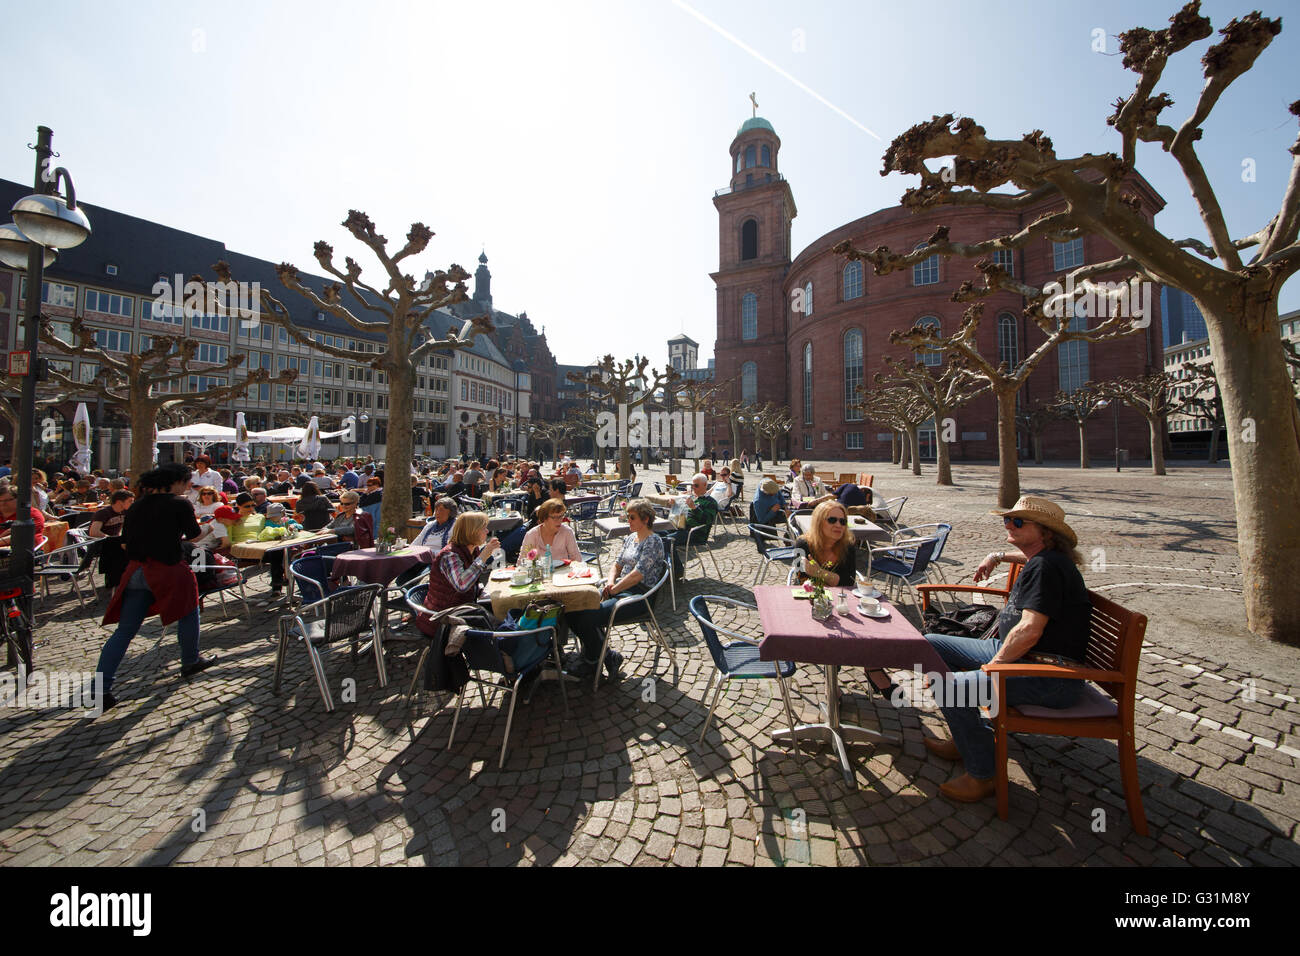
[909, 425, 921, 476]
[1207, 411, 1223, 463]
[1078, 422, 1090, 469]
[998, 390, 1019, 509]
[130, 400, 159, 479]
[1032, 428, 1044, 465]
[619, 443, 631, 481]
[1148, 414, 1165, 476]
[899, 430, 911, 470]
[1205, 300, 1300, 643]
[936, 421, 953, 485]
[378, 362, 414, 538]
[890, 431, 900, 464]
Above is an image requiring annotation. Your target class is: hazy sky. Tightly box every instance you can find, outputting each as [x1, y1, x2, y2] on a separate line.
[4, 0, 1296, 369]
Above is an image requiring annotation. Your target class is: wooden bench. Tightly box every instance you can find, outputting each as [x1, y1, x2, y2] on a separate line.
[920, 572, 1149, 835]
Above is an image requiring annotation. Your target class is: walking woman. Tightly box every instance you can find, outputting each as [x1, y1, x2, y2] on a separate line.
[95, 463, 217, 711]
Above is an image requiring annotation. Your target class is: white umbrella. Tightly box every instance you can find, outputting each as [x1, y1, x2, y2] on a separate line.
[152, 424, 159, 465]
[70, 403, 92, 476]
[298, 415, 322, 460]
[233, 413, 250, 463]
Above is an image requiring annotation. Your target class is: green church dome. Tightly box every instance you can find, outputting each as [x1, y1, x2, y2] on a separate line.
[737, 116, 775, 136]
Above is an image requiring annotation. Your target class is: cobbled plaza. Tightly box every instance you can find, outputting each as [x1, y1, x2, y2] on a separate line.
[2, 460, 1296, 868]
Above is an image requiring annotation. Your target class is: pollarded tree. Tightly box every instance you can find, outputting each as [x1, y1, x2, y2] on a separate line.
[532, 419, 578, 471]
[1046, 383, 1111, 469]
[568, 356, 678, 479]
[1015, 403, 1055, 465]
[865, 379, 934, 476]
[878, 357, 990, 485]
[0, 373, 69, 434]
[670, 375, 734, 472]
[39, 313, 294, 477]
[214, 212, 492, 537]
[1175, 360, 1227, 462]
[842, 3, 1300, 642]
[1104, 371, 1179, 474]
[751, 403, 794, 466]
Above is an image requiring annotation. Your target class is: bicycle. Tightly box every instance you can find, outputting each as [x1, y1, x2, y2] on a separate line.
[0, 582, 35, 677]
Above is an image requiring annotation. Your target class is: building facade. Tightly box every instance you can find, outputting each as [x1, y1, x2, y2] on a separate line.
[711, 116, 1170, 464]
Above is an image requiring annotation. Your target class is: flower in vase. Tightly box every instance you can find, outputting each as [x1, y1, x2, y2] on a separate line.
[526, 549, 539, 561]
[802, 581, 814, 593]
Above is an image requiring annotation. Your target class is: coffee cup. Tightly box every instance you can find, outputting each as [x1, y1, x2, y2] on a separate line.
[858, 597, 880, 615]
[511, 572, 528, 586]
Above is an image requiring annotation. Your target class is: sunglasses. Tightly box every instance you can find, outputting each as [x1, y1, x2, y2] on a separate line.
[1003, 516, 1026, 528]
[824, 516, 847, 525]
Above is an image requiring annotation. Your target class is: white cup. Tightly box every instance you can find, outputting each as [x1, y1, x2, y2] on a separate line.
[858, 597, 880, 615]
[511, 572, 528, 586]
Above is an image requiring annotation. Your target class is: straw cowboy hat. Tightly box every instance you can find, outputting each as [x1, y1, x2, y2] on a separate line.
[990, 495, 1078, 549]
[760, 478, 781, 495]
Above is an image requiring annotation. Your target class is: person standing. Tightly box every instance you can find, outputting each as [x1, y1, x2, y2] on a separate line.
[95, 464, 217, 710]
[188, 456, 222, 502]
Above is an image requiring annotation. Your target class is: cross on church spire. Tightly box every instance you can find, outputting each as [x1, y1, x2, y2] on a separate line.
[749, 92, 758, 117]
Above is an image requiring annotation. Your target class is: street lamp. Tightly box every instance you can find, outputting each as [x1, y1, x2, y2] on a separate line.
[2, 127, 91, 607]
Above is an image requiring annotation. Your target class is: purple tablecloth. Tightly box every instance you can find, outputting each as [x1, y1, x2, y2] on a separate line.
[330, 546, 433, 586]
[754, 585, 948, 673]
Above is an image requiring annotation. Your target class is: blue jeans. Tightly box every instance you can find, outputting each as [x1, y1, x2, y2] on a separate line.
[924, 632, 1082, 780]
[96, 568, 202, 694]
[566, 588, 653, 660]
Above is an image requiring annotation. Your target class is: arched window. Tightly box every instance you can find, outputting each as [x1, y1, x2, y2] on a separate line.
[761, 145, 771, 167]
[916, 316, 942, 367]
[803, 343, 813, 424]
[735, 153, 742, 174]
[843, 329, 864, 420]
[745, 145, 756, 169]
[741, 293, 758, 340]
[741, 362, 758, 405]
[912, 242, 939, 285]
[843, 261, 863, 300]
[1058, 305, 1090, 393]
[997, 313, 1018, 370]
[740, 219, 758, 261]
[804, 281, 814, 317]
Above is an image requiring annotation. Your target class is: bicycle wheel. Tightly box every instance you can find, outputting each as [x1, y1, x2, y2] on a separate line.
[2, 597, 34, 677]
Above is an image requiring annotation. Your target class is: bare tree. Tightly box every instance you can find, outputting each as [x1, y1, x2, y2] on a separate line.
[1175, 361, 1227, 462]
[839, 4, 1300, 641]
[1015, 403, 1055, 464]
[0, 373, 69, 433]
[878, 358, 990, 485]
[1104, 371, 1179, 474]
[213, 211, 491, 536]
[671, 376, 733, 472]
[531, 419, 577, 471]
[1047, 383, 1111, 468]
[39, 313, 293, 477]
[752, 404, 794, 465]
[863, 380, 934, 476]
[567, 356, 677, 479]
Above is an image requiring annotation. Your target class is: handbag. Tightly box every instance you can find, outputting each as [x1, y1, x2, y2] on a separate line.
[922, 602, 1000, 640]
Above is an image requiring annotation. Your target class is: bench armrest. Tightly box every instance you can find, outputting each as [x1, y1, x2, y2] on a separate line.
[982, 660, 1125, 682]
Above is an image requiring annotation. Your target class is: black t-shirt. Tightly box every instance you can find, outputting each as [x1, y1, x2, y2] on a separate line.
[411, 486, 430, 514]
[297, 495, 331, 531]
[359, 489, 383, 509]
[123, 494, 201, 565]
[997, 549, 1092, 661]
[91, 506, 126, 537]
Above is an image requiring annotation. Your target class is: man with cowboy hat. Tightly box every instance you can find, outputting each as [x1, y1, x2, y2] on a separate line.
[922, 494, 1093, 803]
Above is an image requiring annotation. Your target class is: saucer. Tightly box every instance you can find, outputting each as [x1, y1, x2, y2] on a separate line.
[853, 586, 881, 599]
[858, 604, 889, 618]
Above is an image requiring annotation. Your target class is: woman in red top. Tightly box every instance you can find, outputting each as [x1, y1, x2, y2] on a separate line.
[96, 463, 218, 710]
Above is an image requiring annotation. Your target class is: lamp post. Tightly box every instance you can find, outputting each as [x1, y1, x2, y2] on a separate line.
[0, 127, 91, 605]
[1112, 399, 1121, 473]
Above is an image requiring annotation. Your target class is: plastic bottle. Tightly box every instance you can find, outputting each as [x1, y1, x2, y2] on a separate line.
[544, 544, 553, 580]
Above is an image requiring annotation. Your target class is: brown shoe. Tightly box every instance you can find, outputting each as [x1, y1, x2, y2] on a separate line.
[939, 773, 996, 803]
[923, 736, 961, 761]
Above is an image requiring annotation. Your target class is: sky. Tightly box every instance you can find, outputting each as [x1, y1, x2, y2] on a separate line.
[4, 0, 1297, 370]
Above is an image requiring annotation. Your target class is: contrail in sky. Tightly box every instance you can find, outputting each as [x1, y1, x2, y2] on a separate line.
[671, 0, 882, 141]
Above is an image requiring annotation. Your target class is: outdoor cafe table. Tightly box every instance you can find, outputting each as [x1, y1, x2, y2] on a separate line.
[754, 584, 949, 788]
[330, 544, 434, 627]
[229, 530, 338, 604]
[791, 512, 888, 545]
[565, 493, 601, 507]
[595, 515, 673, 538]
[643, 492, 682, 509]
[483, 567, 603, 619]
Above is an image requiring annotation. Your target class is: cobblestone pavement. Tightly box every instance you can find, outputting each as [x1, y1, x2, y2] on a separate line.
[1, 462, 1296, 866]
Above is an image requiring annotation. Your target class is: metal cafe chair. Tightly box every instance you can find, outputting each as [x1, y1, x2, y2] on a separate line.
[592, 561, 674, 693]
[273, 583, 386, 711]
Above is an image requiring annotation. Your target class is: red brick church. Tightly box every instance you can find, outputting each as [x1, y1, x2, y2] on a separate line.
[711, 114, 1166, 464]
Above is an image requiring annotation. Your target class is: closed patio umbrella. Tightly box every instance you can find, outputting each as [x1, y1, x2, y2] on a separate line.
[298, 415, 321, 460]
[70, 403, 92, 476]
[233, 412, 250, 463]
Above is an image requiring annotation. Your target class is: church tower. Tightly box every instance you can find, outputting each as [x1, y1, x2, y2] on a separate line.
[473, 250, 492, 309]
[711, 110, 796, 424]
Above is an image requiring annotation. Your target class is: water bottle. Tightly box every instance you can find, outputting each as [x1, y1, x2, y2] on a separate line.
[544, 544, 553, 580]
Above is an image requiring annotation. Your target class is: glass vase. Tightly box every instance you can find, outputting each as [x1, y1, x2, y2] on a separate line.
[811, 594, 833, 621]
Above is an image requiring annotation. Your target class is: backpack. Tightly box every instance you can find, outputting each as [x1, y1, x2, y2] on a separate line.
[922, 602, 1000, 640]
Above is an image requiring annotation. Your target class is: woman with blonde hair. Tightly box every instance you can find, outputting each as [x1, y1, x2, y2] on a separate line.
[422, 511, 500, 615]
[793, 499, 857, 587]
